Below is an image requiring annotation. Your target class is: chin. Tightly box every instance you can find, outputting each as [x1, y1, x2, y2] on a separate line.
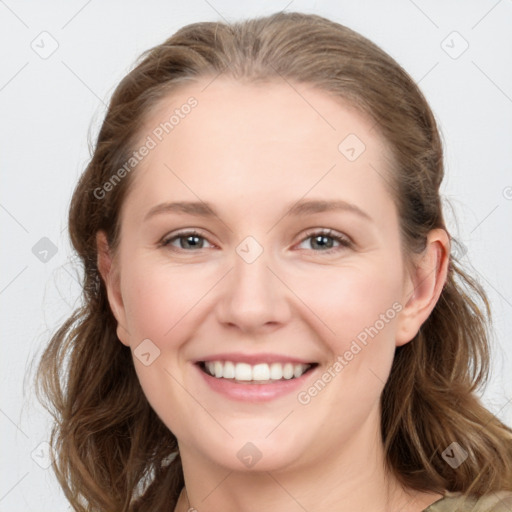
[196, 434, 309, 473]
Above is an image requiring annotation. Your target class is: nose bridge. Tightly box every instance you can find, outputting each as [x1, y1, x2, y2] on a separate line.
[216, 234, 289, 330]
[232, 234, 276, 305]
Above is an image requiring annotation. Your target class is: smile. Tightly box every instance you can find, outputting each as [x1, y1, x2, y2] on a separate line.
[197, 360, 318, 383]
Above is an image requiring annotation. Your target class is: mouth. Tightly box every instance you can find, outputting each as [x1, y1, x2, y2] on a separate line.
[196, 360, 319, 384]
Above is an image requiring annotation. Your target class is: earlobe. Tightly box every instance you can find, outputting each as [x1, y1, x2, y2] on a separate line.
[395, 229, 450, 347]
[96, 231, 130, 347]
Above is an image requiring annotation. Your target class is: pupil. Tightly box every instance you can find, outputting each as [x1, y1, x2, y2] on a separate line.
[182, 235, 202, 249]
[313, 235, 333, 250]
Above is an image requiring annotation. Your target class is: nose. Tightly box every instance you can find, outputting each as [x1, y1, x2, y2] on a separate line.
[215, 239, 291, 334]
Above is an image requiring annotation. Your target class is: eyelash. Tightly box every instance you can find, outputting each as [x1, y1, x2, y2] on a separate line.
[159, 228, 352, 255]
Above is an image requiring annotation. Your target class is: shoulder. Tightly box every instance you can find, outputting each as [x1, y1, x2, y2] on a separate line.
[424, 490, 512, 512]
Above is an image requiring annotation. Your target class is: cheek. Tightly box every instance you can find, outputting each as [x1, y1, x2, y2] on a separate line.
[119, 261, 207, 424]
[120, 247, 404, 360]
[290, 261, 403, 345]
[120, 258, 217, 345]
[303, 267, 402, 404]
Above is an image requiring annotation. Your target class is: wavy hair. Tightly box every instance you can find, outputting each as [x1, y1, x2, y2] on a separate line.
[35, 11, 512, 512]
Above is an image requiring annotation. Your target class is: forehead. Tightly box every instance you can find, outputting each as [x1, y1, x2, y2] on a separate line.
[141, 77, 385, 155]
[123, 78, 395, 221]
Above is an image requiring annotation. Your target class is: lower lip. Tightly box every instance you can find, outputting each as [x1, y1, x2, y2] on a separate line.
[194, 363, 319, 402]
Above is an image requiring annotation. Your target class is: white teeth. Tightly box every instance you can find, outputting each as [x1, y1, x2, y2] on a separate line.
[283, 363, 294, 379]
[235, 363, 252, 381]
[252, 363, 270, 380]
[202, 361, 313, 381]
[293, 364, 305, 378]
[214, 361, 223, 378]
[269, 362, 283, 380]
[223, 361, 235, 379]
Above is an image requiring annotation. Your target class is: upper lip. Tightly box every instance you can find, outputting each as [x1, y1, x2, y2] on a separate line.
[194, 352, 318, 365]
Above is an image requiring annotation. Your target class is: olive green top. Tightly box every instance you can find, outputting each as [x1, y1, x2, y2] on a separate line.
[423, 490, 512, 511]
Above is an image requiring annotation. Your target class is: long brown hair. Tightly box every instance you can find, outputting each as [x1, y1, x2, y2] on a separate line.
[35, 11, 512, 511]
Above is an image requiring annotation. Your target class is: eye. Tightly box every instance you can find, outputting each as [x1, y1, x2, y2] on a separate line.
[296, 229, 352, 254]
[159, 230, 215, 251]
[159, 228, 352, 254]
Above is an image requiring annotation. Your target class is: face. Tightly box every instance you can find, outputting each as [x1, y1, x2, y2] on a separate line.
[98, 78, 436, 473]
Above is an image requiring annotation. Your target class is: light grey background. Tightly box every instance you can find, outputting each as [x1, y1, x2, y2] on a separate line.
[1, 1, 511, 510]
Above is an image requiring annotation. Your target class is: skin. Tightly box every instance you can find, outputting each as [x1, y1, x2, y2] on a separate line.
[97, 78, 450, 512]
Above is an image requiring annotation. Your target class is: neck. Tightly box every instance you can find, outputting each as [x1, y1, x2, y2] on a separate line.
[174, 481, 442, 512]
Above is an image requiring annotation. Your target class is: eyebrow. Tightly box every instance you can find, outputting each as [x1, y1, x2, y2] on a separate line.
[143, 199, 373, 222]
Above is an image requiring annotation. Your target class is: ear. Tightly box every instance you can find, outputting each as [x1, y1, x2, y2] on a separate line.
[395, 228, 450, 347]
[96, 230, 131, 347]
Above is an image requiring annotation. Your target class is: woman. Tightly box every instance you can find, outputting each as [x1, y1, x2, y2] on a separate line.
[36, 11, 512, 512]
